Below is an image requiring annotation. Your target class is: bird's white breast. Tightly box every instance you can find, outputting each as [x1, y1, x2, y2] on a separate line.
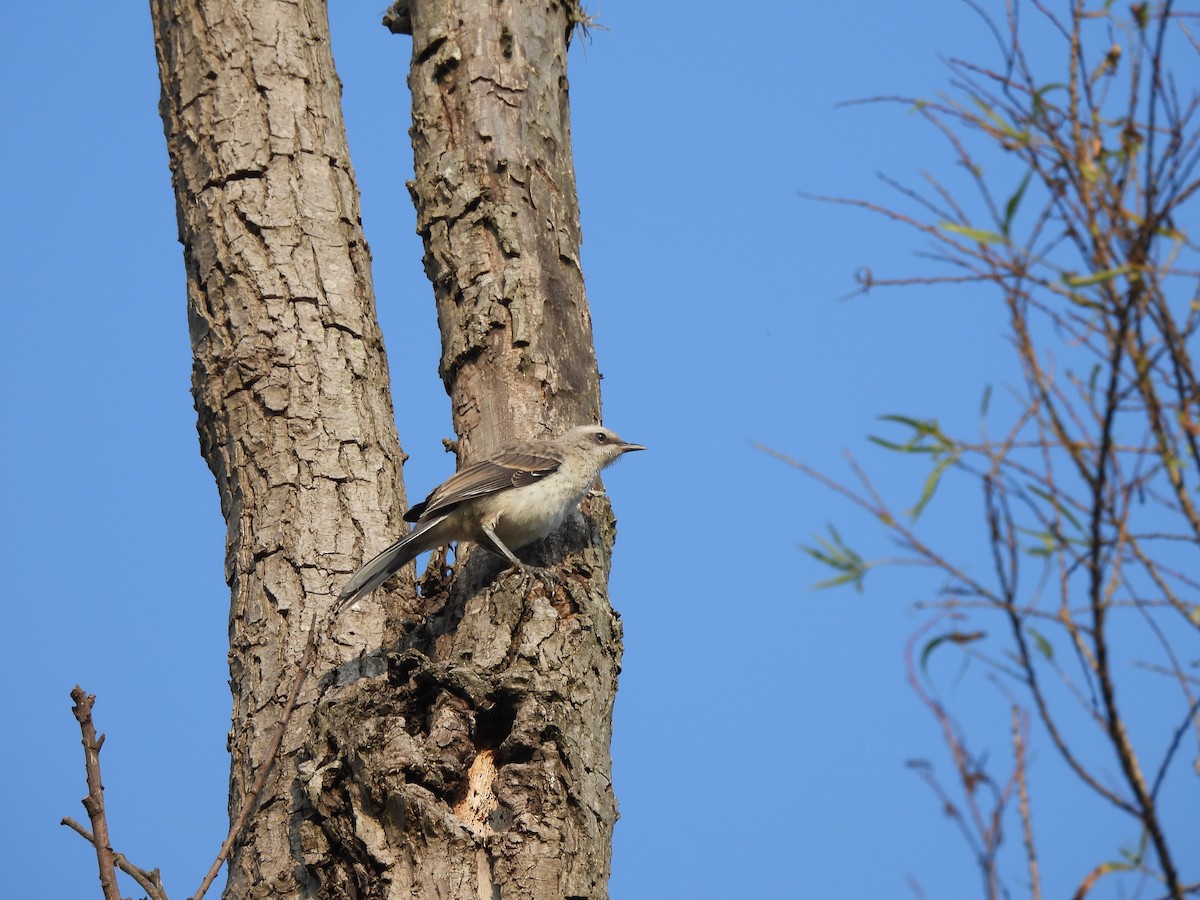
[480, 456, 599, 548]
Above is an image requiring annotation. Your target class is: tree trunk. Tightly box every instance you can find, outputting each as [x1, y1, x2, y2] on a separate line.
[153, 0, 621, 896]
[302, 1, 621, 897]
[150, 0, 404, 894]
[400, 0, 602, 452]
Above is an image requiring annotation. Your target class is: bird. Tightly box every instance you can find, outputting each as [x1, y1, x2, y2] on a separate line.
[335, 424, 644, 613]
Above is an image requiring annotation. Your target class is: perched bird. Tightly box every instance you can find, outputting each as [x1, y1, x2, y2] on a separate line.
[336, 425, 644, 612]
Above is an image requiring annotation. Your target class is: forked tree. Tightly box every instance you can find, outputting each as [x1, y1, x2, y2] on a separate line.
[71, 0, 626, 896]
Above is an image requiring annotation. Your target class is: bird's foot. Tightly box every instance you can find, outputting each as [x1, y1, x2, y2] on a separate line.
[510, 562, 564, 588]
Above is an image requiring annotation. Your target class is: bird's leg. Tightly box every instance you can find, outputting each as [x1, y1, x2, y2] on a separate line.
[479, 520, 561, 585]
[478, 518, 523, 568]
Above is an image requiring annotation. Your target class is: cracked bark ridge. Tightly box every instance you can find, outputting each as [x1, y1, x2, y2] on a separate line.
[154, 0, 623, 894]
[295, 2, 622, 895]
[305, 499, 622, 899]
[151, 0, 407, 895]
[406, 0, 601, 454]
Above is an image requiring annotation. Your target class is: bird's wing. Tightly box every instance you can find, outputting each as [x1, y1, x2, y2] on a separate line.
[405, 445, 563, 522]
[335, 515, 444, 613]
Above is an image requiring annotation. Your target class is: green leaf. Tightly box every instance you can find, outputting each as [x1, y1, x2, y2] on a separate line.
[920, 634, 950, 673]
[908, 451, 959, 520]
[1028, 485, 1083, 532]
[877, 415, 950, 444]
[801, 525, 870, 592]
[920, 630, 985, 674]
[1088, 364, 1102, 402]
[1002, 170, 1033, 237]
[1031, 82, 1066, 116]
[867, 435, 916, 453]
[979, 384, 992, 418]
[1028, 627, 1054, 661]
[969, 96, 1026, 142]
[879, 414, 935, 432]
[1064, 291, 1103, 310]
[1063, 265, 1131, 287]
[1017, 525, 1058, 557]
[940, 221, 1006, 245]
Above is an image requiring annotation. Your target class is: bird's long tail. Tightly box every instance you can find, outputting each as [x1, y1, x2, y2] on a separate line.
[334, 517, 443, 616]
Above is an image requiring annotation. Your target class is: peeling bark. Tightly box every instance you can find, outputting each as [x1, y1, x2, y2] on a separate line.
[304, 1, 621, 895]
[307, 505, 622, 898]
[153, 0, 620, 895]
[403, 0, 602, 454]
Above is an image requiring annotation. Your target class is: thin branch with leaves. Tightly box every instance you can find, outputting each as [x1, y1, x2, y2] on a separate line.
[775, 2, 1199, 897]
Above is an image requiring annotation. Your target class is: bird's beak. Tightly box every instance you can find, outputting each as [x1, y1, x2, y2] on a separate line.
[620, 442, 646, 453]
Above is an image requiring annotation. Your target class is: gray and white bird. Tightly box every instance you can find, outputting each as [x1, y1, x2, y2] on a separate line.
[335, 424, 644, 613]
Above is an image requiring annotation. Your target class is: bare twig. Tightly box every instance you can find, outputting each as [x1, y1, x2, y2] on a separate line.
[67, 687, 123, 900]
[190, 615, 320, 900]
[904, 616, 1016, 900]
[786, 1, 1197, 895]
[62, 816, 169, 900]
[1011, 706, 1040, 900]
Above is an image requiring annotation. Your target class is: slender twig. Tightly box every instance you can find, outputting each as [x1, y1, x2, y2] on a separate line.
[68, 687, 122, 900]
[1150, 696, 1200, 803]
[1011, 706, 1041, 900]
[190, 616, 320, 900]
[62, 816, 169, 900]
[904, 616, 1014, 900]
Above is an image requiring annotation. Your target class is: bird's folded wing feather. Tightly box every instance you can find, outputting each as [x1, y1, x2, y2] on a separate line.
[405, 447, 563, 522]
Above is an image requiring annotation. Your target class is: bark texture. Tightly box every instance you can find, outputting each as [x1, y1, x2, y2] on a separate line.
[402, 0, 602, 455]
[154, 0, 621, 895]
[151, 0, 406, 895]
[301, 0, 621, 897]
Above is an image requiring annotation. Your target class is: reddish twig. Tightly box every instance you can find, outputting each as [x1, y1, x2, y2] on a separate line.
[1011, 706, 1041, 900]
[190, 616, 320, 900]
[67, 686, 122, 900]
[61, 816, 169, 900]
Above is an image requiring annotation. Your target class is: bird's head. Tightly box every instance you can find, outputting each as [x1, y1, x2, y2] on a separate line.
[561, 424, 646, 468]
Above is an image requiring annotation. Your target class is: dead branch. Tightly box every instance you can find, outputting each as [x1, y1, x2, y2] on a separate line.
[67, 687, 123, 900]
[190, 616, 320, 900]
[61, 816, 169, 900]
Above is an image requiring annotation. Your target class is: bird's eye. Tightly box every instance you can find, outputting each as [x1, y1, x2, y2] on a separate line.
[595, 431, 608, 443]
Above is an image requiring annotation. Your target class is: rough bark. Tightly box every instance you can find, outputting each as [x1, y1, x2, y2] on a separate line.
[302, 0, 620, 896]
[400, 0, 602, 454]
[150, 0, 405, 895]
[154, 0, 620, 895]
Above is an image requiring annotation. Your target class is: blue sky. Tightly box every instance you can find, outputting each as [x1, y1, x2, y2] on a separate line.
[3, 2, 1195, 898]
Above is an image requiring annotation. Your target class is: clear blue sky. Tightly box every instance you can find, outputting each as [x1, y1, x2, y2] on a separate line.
[3, 3, 1194, 898]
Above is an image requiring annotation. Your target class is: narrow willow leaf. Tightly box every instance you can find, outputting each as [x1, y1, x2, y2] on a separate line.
[921, 631, 983, 674]
[868, 435, 916, 453]
[1028, 485, 1083, 531]
[1031, 82, 1067, 115]
[1028, 627, 1054, 661]
[920, 634, 950, 674]
[969, 96, 1024, 140]
[909, 452, 958, 520]
[1002, 170, 1033, 236]
[801, 525, 868, 592]
[940, 221, 1006, 244]
[1063, 265, 1131, 287]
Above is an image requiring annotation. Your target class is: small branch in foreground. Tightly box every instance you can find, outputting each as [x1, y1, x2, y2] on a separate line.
[62, 816, 169, 900]
[1012, 706, 1041, 900]
[65, 617, 322, 900]
[190, 616, 320, 900]
[68, 686, 122, 900]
